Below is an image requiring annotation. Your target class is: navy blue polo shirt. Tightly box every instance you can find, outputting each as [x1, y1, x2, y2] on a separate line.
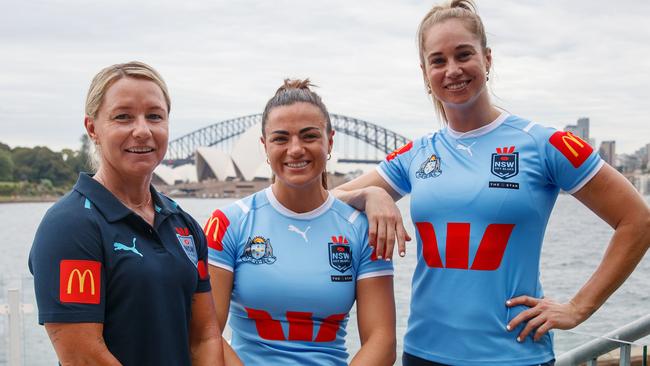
[29, 173, 211, 366]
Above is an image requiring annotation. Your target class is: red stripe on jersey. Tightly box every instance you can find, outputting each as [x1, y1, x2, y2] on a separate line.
[314, 313, 347, 342]
[445, 223, 470, 269]
[470, 224, 515, 271]
[416, 222, 443, 268]
[386, 141, 413, 161]
[59, 260, 101, 304]
[197, 258, 209, 280]
[549, 131, 593, 168]
[245, 307, 285, 341]
[286, 311, 314, 341]
[204, 209, 230, 251]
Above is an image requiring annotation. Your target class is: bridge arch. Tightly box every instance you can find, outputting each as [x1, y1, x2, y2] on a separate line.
[165, 113, 410, 163]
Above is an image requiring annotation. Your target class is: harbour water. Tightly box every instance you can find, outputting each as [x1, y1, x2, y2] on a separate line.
[1, 194, 648, 365]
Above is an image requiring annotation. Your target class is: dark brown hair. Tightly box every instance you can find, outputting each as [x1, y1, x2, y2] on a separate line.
[262, 79, 331, 189]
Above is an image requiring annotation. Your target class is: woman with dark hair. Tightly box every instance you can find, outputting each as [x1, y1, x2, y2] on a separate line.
[205, 79, 396, 365]
[333, 1, 650, 365]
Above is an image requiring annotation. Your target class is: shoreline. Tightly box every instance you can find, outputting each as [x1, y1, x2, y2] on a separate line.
[0, 195, 61, 204]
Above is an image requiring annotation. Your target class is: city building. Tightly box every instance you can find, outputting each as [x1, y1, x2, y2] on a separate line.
[599, 140, 616, 166]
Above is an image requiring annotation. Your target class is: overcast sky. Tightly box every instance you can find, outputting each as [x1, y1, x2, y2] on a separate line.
[1, 0, 648, 154]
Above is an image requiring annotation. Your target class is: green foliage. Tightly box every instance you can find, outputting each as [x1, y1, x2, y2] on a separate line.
[0, 149, 13, 181]
[12, 146, 75, 186]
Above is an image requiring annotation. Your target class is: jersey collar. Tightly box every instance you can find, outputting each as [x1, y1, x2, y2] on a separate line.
[74, 173, 176, 222]
[445, 111, 510, 140]
[264, 187, 334, 220]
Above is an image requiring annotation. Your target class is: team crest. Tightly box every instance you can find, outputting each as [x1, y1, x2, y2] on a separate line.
[240, 236, 276, 265]
[175, 227, 198, 266]
[329, 236, 352, 273]
[416, 154, 442, 179]
[491, 146, 519, 180]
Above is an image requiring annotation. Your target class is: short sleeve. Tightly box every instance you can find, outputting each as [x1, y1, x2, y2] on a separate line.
[354, 214, 393, 281]
[204, 207, 240, 272]
[28, 205, 106, 324]
[185, 213, 211, 293]
[377, 140, 415, 196]
[541, 129, 604, 193]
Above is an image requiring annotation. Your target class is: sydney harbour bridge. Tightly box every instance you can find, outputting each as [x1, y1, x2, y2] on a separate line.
[164, 113, 410, 166]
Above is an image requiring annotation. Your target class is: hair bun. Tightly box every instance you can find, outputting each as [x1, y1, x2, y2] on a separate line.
[276, 78, 315, 95]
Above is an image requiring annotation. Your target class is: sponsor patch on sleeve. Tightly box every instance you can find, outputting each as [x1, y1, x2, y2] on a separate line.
[386, 141, 413, 161]
[549, 131, 593, 168]
[204, 209, 230, 251]
[59, 260, 101, 304]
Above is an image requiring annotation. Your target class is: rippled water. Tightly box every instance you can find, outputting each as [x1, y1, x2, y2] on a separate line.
[1, 194, 648, 365]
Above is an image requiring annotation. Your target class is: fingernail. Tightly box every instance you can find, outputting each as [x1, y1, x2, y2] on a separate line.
[506, 325, 511, 331]
[516, 337, 521, 342]
[399, 252, 405, 257]
[506, 300, 511, 305]
[377, 255, 382, 259]
[385, 258, 391, 262]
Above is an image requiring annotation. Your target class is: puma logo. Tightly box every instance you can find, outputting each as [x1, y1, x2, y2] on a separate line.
[288, 225, 310, 243]
[113, 237, 143, 257]
[456, 141, 476, 156]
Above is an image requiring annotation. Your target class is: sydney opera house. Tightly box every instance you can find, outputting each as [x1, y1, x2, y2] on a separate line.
[152, 122, 376, 197]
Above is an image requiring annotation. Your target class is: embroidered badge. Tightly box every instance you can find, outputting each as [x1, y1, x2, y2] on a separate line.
[176, 227, 198, 266]
[416, 154, 442, 179]
[240, 236, 277, 265]
[329, 236, 352, 273]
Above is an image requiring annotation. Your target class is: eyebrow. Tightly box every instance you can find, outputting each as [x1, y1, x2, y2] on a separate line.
[270, 126, 321, 135]
[428, 44, 476, 57]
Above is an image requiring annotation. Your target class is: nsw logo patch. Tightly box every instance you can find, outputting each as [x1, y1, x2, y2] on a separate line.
[329, 236, 352, 273]
[491, 146, 519, 180]
[176, 227, 198, 266]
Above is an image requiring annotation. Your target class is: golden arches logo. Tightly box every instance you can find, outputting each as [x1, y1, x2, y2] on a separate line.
[205, 216, 221, 242]
[66, 269, 95, 295]
[561, 132, 585, 158]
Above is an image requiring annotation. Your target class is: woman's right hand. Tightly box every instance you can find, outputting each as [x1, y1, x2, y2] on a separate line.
[363, 186, 411, 260]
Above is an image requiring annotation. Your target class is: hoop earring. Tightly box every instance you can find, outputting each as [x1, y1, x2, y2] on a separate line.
[266, 157, 270, 164]
[486, 71, 490, 81]
[327, 153, 332, 161]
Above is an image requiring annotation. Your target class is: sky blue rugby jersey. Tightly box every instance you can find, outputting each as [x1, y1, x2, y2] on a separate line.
[378, 112, 603, 366]
[205, 187, 393, 366]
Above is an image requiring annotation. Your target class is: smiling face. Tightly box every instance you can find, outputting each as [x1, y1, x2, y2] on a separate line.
[85, 77, 169, 180]
[421, 18, 491, 110]
[262, 102, 333, 192]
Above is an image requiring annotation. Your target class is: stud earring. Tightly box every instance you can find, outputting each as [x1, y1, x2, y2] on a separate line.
[486, 71, 490, 81]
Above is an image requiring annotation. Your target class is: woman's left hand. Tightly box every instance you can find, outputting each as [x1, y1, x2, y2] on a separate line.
[506, 296, 585, 342]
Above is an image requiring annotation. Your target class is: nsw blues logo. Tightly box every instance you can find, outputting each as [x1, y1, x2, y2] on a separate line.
[176, 227, 198, 266]
[240, 236, 276, 265]
[329, 236, 352, 273]
[491, 146, 519, 180]
[416, 154, 442, 179]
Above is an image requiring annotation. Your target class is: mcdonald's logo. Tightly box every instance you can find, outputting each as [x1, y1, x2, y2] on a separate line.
[59, 260, 101, 304]
[549, 131, 593, 168]
[204, 209, 230, 251]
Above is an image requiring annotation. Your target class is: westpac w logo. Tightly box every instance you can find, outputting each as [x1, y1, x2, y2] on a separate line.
[416, 222, 515, 271]
[245, 307, 346, 342]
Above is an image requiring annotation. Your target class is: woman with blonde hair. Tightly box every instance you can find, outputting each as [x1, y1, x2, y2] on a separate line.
[334, 1, 650, 365]
[29, 61, 224, 365]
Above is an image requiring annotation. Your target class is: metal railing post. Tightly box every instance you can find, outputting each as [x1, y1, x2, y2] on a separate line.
[8, 288, 22, 366]
[619, 344, 631, 366]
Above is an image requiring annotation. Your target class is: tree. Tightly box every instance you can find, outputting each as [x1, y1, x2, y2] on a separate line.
[12, 146, 75, 186]
[0, 149, 13, 181]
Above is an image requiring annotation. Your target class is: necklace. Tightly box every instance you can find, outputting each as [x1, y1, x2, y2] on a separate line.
[94, 174, 152, 211]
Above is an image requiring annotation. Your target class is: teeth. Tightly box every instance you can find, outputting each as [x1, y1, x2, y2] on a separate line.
[127, 147, 154, 153]
[447, 81, 469, 90]
[286, 161, 308, 168]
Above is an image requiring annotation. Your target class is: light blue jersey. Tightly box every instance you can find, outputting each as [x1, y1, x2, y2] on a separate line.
[378, 112, 603, 366]
[206, 188, 393, 366]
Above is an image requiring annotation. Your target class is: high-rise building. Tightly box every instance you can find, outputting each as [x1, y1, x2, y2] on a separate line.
[564, 117, 590, 141]
[599, 140, 616, 166]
